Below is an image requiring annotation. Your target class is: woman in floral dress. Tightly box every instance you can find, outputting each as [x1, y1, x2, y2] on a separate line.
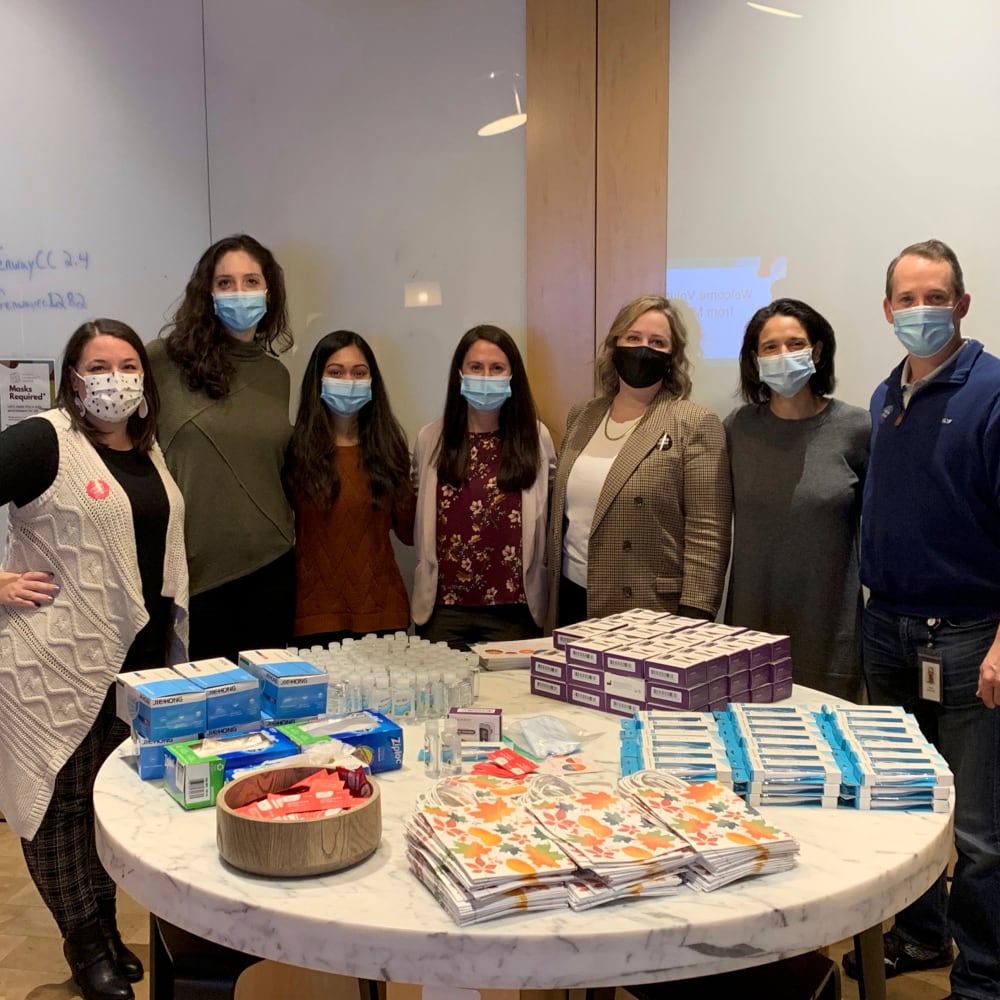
[411, 325, 554, 649]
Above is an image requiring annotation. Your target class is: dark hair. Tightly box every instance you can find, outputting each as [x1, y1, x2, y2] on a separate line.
[435, 325, 541, 491]
[57, 319, 160, 453]
[595, 295, 693, 399]
[737, 298, 836, 405]
[159, 234, 292, 398]
[286, 331, 411, 510]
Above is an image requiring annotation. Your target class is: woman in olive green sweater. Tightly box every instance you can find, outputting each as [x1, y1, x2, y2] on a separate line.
[149, 234, 295, 661]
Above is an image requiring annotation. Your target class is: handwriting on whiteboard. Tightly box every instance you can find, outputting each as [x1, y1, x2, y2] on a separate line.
[0, 244, 91, 312]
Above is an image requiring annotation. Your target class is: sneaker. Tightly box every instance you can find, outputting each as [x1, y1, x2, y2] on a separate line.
[841, 929, 953, 980]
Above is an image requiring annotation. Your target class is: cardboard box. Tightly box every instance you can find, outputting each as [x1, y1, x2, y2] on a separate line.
[131, 730, 201, 780]
[530, 675, 565, 702]
[529, 651, 567, 682]
[448, 707, 502, 742]
[163, 727, 299, 809]
[566, 685, 606, 712]
[257, 660, 328, 720]
[173, 657, 260, 734]
[282, 710, 404, 773]
[116, 668, 206, 741]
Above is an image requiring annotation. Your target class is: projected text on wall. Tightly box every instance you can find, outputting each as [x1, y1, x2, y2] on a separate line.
[667, 256, 787, 359]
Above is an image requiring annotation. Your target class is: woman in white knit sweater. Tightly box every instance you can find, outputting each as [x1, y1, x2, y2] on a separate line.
[0, 320, 188, 1000]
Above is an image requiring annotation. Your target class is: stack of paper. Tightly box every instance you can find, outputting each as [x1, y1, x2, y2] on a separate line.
[405, 775, 577, 925]
[620, 769, 799, 891]
[522, 773, 694, 909]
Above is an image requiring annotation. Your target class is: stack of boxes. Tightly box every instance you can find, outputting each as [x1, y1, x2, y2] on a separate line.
[531, 610, 793, 719]
[116, 650, 326, 782]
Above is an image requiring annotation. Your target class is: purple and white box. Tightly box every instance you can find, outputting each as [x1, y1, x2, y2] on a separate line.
[768, 658, 794, 684]
[531, 675, 565, 702]
[567, 686, 607, 712]
[530, 651, 567, 683]
[566, 664, 604, 691]
[644, 650, 709, 690]
[646, 680, 711, 711]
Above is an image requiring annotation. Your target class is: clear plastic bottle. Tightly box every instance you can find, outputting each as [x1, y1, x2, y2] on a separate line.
[424, 719, 440, 779]
[441, 716, 463, 776]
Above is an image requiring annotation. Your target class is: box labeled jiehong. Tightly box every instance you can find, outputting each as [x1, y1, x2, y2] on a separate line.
[173, 657, 260, 734]
[116, 668, 206, 742]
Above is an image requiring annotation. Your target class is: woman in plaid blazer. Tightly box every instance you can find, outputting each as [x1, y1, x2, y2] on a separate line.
[547, 295, 732, 628]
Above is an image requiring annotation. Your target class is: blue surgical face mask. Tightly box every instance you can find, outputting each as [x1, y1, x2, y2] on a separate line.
[213, 291, 267, 334]
[460, 373, 512, 411]
[321, 377, 372, 417]
[892, 305, 956, 358]
[757, 348, 816, 398]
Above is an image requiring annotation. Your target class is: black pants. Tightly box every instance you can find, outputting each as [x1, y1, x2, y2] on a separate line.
[417, 603, 541, 650]
[188, 549, 296, 663]
[557, 575, 589, 627]
[20, 685, 128, 935]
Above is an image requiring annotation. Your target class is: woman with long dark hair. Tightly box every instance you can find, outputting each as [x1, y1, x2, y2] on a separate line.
[725, 297, 869, 700]
[148, 234, 295, 661]
[286, 330, 414, 645]
[0, 319, 187, 1000]
[412, 324, 554, 648]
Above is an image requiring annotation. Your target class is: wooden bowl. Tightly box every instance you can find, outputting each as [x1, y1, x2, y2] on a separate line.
[216, 765, 381, 877]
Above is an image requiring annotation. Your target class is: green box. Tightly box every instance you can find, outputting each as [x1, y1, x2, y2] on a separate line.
[163, 743, 225, 809]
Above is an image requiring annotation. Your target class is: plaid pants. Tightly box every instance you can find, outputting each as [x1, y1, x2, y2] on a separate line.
[20, 685, 129, 935]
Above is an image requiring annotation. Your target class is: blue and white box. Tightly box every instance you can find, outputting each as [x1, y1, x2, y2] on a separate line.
[115, 668, 206, 741]
[173, 657, 260, 734]
[258, 660, 328, 720]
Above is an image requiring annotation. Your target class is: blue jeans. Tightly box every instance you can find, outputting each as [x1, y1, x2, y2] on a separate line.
[863, 605, 1000, 1000]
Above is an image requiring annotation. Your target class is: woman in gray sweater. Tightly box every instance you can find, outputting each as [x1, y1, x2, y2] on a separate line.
[724, 298, 869, 701]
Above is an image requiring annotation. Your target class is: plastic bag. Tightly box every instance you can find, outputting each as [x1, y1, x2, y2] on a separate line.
[504, 714, 601, 758]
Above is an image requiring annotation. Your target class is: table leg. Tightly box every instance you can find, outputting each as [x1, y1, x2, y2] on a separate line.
[853, 926, 886, 1000]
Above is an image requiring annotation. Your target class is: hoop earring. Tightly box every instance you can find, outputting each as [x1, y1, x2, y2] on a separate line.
[138, 397, 149, 419]
[75, 396, 86, 417]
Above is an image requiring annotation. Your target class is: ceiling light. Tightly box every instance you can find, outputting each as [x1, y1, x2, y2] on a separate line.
[746, 2, 804, 18]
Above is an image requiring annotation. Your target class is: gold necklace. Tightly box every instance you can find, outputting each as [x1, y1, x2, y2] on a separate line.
[603, 409, 639, 442]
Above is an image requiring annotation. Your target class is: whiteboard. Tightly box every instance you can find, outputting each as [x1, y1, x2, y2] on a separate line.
[0, 0, 211, 536]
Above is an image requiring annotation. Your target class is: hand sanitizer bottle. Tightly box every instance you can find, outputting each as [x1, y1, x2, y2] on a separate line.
[424, 719, 440, 779]
[442, 716, 463, 776]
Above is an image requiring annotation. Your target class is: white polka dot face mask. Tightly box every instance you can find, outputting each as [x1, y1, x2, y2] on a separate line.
[74, 370, 145, 423]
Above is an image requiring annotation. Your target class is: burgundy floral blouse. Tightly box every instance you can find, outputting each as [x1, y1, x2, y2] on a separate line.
[436, 431, 526, 607]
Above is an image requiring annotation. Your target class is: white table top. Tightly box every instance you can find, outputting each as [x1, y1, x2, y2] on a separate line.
[94, 674, 953, 989]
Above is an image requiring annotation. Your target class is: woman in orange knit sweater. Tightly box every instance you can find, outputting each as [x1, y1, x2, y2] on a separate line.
[286, 330, 415, 646]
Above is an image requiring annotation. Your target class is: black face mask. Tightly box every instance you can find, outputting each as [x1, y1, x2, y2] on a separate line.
[611, 346, 672, 389]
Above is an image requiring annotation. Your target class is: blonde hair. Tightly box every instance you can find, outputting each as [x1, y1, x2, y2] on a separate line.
[595, 294, 692, 399]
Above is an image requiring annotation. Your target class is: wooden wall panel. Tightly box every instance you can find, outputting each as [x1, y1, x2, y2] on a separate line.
[526, 0, 669, 441]
[595, 0, 670, 341]
[526, 0, 597, 443]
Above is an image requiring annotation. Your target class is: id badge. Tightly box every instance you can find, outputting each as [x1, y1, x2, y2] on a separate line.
[919, 646, 943, 703]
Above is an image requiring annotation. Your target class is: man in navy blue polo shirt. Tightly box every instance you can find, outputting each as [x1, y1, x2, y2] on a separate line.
[847, 239, 1000, 1000]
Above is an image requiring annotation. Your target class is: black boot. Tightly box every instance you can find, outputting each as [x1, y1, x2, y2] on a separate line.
[98, 917, 144, 982]
[63, 919, 134, 1000]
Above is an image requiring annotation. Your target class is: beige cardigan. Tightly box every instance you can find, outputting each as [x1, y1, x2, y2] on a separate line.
[0, 410, 188, 840]
[410, 419, 555, 627]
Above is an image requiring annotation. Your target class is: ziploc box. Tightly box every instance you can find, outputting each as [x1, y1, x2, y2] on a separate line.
[163, 727, 299, 809]
[116, 668, 206, 741]
[172, 657, 260, 735]
[279, 710, 403, 773]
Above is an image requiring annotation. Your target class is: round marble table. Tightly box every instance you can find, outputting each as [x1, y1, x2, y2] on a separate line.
[95, 673, 952, 991]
